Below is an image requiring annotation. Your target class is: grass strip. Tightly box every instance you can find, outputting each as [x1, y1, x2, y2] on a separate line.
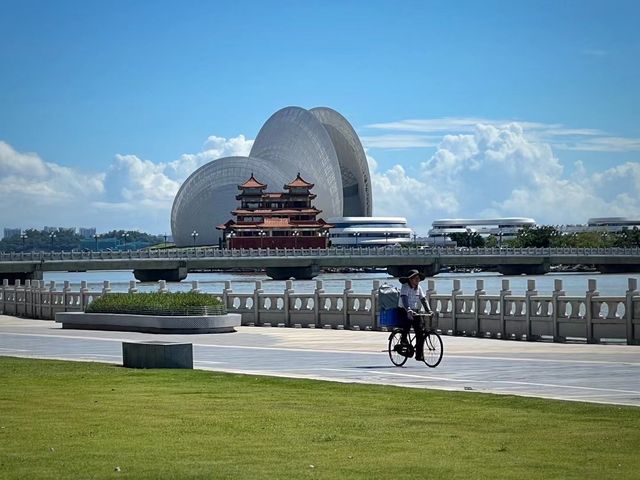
[0, 356, 638, 479]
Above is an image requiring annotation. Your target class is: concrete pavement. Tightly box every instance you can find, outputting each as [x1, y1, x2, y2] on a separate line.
[1, 315, 639, 407]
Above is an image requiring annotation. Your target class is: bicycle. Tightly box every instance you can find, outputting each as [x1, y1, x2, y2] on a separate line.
[388, 312, 443, 368]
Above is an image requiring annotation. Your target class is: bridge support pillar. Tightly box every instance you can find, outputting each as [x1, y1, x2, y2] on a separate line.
[265, 264, 320, 280]
[386, 263, 439, 279]
[0, 271, 43, 283]
[497, 263, 550, 275]
[133, 266, 188, 282]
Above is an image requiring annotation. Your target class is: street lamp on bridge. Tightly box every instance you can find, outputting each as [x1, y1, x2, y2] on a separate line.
[121, 232, 130, 250]
[191, 230, 199, 248]
[354, 231, 360, 246]
[258, 230, 266, 248]
[292, 230, 300, 248]
[20, 233, 28, 251]
[93, 234, 99, 252]
[49, 232, 56, 251]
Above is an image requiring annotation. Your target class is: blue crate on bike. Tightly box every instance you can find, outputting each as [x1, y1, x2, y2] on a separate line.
[379, 308, 401, 328]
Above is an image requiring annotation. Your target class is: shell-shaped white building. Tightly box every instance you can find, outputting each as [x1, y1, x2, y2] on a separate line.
[171, 106, 372, 247]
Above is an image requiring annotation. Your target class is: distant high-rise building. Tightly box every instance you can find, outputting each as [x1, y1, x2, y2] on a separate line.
[3, 228, 21, 240]
[43, 226, 59, 233]
[79, 227, 97, 238]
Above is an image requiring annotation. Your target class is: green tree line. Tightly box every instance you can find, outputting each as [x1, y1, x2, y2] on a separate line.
[449, 226, 640, 249]
[0, 228, 165, 252]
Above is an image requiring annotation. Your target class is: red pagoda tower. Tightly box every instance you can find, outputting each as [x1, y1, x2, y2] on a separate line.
[217, 173, 331, 249]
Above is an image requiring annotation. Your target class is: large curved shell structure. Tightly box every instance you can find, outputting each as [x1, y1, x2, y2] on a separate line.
[170, 156, 289, 247]
[171, 106, 372, 247]
[310, 107, 372, 216]
[250, 106, 344, 219]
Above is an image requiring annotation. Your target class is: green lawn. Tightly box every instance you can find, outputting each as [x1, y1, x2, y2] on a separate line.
[0, 357, 638, 479]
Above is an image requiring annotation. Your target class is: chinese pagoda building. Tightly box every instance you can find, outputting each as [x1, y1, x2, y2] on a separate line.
[217, 173, 331, 249]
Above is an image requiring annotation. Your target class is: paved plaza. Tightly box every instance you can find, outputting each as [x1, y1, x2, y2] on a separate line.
[1, 315, 639, 407]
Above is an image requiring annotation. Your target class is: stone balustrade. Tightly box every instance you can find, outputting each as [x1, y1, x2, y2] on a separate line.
[1, 277, 638, 345]
[2, 246, 640, 261]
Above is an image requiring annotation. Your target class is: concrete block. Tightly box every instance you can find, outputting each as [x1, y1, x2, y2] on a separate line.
[122, 341, 193, 369]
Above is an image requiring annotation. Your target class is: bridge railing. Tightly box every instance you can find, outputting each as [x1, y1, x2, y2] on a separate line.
[2, 246, 640, 262]
[1, 277, 639, 345]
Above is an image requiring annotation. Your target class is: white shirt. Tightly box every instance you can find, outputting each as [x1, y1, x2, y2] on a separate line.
[398, 283, 425, 310]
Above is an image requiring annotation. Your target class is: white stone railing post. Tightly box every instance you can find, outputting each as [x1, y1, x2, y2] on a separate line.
[30, 280, 38, 319]
[1, 279, 8, 313]
[191, 280, 200, 293]
[426, 279, 436, 313]
[343, 280, 353, 328]
[47, 281, 56, 320]
[102, 281, 111, 295]
[474, 279, 485, 337]
[223, 281, 232, 311]
[500, 279, 511, 339]
[451, 279, 461, 335]
[585, 279, 599, 344]
[128, 281, 138, 294]
[626, 278, 639, 345]
[525, 279, 537, 341]
[253, 281, 263, 325]
[314, 280, 324, 328]
[552, 279, 565, 342]
[158, 280, 168, 293]
[80, 281, 89, 311]
[24, 280, 32, 318]
[33, 280, 42, 319]
[63, 281, 71, 312]
[371, 280, 380, 330]
[284, 280, 293, 327]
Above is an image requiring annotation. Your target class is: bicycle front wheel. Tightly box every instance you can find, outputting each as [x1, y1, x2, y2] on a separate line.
[388, 329, 408, 367]
[422, 332, 443, 368]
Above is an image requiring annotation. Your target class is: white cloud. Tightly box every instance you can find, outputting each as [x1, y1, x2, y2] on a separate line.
[360, 134, 439, 149]
[363, 117, 640, 153]
[0, 135, 252, 233]
[168, 135, 253, 178]
[367, 123, 640, 234]
[0, 141, 104, 205]
[2, 125, 638, 237]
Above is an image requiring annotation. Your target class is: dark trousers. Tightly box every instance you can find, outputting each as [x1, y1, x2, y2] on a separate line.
[398, 308, 424, 359]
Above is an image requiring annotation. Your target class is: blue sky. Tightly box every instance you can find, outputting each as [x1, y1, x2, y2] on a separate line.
[1, 0, 639, 235]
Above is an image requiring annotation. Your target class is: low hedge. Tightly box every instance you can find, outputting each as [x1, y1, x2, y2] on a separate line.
[86, 292, 226, 316]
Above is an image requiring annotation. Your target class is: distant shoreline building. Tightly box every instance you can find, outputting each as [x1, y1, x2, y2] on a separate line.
[217, 173, 331, 249]
[561, 217, 640, 234]
[328, 217, 413, 247]
[2, 228, 21, 240]
[427, 218, 536, 245]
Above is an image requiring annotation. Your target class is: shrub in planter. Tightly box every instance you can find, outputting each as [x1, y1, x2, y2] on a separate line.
[86, 292, 226, 316]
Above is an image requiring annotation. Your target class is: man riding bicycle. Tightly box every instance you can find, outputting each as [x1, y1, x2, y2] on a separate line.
[398, 269, 433, 361]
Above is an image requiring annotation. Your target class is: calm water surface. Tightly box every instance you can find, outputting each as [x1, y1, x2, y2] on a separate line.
[41, 270, 639, 296]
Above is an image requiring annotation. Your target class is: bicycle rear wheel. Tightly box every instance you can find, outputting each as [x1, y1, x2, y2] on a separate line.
[422, 332, 443, 368]
[388, 329, 408, 366]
